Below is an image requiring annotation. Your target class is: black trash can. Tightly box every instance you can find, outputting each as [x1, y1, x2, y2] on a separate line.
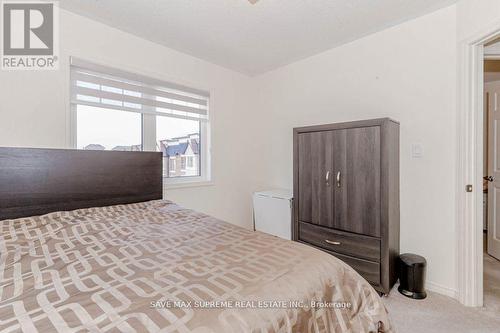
[398, 253, 427, 299]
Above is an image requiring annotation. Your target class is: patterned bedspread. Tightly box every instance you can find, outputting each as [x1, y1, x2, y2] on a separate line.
[0, 200, 393, 332]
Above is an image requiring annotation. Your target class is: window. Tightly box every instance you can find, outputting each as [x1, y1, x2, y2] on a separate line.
[70, 57, 210, 184]
[156, 116, 201, 178]
[76, 105, 142, 151]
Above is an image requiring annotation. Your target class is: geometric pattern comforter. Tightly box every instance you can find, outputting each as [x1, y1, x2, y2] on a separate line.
[0, 200, 393, 332]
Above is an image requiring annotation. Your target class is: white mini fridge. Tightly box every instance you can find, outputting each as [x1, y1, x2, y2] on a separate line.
[253, 189, 293, 240]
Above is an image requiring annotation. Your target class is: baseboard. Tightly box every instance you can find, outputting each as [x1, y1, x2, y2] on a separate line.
[426, 280, 458, 299]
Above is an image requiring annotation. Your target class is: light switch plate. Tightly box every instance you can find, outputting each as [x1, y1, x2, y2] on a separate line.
[411, 143, 424, 158]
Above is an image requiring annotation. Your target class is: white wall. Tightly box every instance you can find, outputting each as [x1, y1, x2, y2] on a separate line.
[0, 9, 267, 229]
[456, 0, 500, 42]
[252, 5, 458, 295]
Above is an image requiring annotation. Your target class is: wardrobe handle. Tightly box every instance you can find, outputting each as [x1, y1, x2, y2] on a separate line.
[325, 240, 341, 245]
[336, 171, 341, 188]
[325, 171, 330, 186]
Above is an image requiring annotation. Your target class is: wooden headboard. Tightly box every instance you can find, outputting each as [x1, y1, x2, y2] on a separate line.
[0, 147, 163, 221]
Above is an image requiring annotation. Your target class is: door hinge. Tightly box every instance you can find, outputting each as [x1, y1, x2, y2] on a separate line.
[466, 184, 473, 192]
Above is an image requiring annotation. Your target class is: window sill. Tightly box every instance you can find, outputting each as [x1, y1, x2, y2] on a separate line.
[164, 180, 214, 190]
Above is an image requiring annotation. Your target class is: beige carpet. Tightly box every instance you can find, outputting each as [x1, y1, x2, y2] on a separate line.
[484, 254, 500, 314]
[383, 254, 500, 333]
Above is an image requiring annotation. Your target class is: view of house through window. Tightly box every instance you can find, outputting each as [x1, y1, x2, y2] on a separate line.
[76, 107, 202, 179]
[156, 116, 201, 178]
[71, 58, 209, 182]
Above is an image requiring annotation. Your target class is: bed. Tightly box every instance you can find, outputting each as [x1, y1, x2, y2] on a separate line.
[0, 147, 393, 333]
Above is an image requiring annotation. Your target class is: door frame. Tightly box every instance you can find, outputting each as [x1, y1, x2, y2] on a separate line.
[457, 21, 500, 307]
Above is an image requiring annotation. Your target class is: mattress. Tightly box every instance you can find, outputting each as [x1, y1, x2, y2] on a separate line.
[0, 200, 393, 332]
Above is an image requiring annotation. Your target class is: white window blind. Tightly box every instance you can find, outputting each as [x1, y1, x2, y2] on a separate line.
[70, 57, 209, 122]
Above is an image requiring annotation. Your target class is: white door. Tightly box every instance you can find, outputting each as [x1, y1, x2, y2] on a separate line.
[486, 81, 500, 260]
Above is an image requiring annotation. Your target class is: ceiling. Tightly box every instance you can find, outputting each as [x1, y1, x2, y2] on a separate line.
[60, 0, 456, 76]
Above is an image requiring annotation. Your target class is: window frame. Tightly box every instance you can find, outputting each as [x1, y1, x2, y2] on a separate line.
[69, 58, 212, 188]
[169, 157, 176, 172]
[146, 113, 210, 186]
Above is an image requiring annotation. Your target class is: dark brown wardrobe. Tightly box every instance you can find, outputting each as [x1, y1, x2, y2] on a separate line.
[293, 118, 399, 294]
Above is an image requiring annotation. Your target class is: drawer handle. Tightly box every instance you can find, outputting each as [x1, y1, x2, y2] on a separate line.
[325, 239, 341, 245]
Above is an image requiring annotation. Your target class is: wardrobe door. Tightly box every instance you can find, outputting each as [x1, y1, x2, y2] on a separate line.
[343, 126, 381, 237]
[297, 131, 334, 227]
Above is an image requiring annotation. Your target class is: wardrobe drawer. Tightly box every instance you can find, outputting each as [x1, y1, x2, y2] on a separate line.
[298, 222, 381, 262]
[331, 251, 381, 285]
